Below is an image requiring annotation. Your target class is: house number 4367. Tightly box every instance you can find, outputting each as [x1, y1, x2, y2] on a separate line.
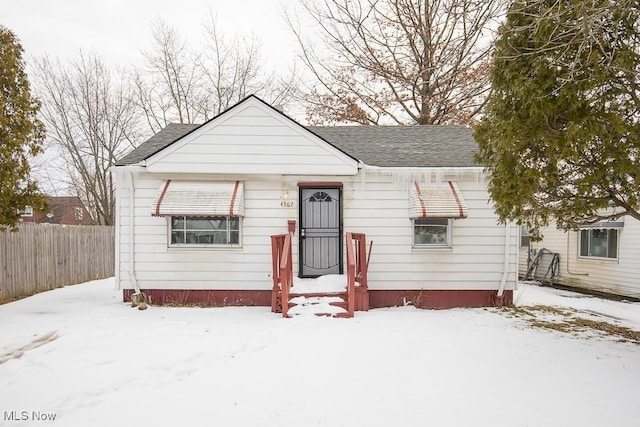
[280, 201, 295, 208]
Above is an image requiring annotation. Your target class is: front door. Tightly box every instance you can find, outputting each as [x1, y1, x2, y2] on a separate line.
[299, 187, 342, 277]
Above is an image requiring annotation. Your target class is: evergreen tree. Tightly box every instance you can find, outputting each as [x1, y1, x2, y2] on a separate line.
[475, 0, 640, 230]
[0, 26, 45, 230]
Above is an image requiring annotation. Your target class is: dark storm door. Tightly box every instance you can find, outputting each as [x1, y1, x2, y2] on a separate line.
[299, 187, 342, 277]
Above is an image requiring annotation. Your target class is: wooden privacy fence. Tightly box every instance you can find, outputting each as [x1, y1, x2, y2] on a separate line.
[0, 224, 115, 301]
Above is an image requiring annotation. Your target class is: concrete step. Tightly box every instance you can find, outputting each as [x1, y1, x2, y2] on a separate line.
[287, 295, 348, 317]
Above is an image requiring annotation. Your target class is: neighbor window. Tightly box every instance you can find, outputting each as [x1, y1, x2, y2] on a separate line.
[170, 216, 240, 246]
[75, 207, 84, 221]
[20, 206, 33, 217]
[520, 225, 538, 247]
[579, 229, 618, 259]
[413, 218, 451, 247]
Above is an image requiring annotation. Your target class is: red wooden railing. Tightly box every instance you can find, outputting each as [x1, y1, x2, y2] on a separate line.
[346, 232, 370, 315]
[270, 234, 285, 313]
[345, 232, 357, 317]
[270, 233, 293, 317]
[272, 231, 369, 318]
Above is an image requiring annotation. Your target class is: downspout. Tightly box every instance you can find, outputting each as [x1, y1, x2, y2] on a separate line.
[496, 223, 511, 298]
[128, 169, 145, 308]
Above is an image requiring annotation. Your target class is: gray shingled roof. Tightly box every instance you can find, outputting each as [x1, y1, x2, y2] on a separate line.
[116, 123, 200, 166]
[309, 126, 480, 167]
[116, 123, 481, 168]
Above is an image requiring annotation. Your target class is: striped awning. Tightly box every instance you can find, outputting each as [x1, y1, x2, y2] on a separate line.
[410, 181, 468, 219]
[152, 180, 244, 217]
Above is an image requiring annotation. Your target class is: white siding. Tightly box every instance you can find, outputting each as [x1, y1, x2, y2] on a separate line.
[524, 220, 640, 298]
[344, 171, 517, 291]
[116, 168, 518, 292]
[145, 99, 358, 175]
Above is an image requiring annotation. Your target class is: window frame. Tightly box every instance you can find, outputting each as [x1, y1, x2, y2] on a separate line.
[20, 206, 34, 217]
[412, 218, 452, 248]
[74, 207, 84, 221]
[168, 215, 242, 248]
[518, 224, 538, 248]
[578, 228, 618, 260]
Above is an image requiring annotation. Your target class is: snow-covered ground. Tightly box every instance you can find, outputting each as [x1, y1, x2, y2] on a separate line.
[1, 278, 639, 427]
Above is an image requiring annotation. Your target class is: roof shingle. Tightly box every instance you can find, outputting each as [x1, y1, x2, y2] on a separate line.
[116, 123, 480, 168]
[309, 126, 480, 167]
[115, 123, 200, 166]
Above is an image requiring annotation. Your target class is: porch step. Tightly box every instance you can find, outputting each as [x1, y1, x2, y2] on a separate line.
[289, 291, 348, 299]
[287, 295, 348, 317]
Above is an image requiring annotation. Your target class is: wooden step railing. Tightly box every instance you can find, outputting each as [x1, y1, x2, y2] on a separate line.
[271, 233, 293, 317]
[270, 234, 284, 313]
[346, 232, 370, 316]
[271, 231, 370, 317]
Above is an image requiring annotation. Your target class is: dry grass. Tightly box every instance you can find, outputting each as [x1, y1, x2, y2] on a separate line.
[498, 305, 640, 345]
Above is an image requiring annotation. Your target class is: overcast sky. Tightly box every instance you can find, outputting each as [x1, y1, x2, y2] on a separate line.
[3, 0, 309, 195]
[2, 0, 301, 71]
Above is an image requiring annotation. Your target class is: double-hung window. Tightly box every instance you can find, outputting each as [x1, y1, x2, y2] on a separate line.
[520, 224, 536, 247]
[579, 229, 618, 259]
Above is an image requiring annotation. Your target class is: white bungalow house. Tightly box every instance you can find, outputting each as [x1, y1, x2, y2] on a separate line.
[518, 218, 640, 300]
[113, 95, 518, 315]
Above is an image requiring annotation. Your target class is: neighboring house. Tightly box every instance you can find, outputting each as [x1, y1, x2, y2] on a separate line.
[113, 95, 518, 311]
[20, 196, 95, 226]
[518, 218, 640, 299]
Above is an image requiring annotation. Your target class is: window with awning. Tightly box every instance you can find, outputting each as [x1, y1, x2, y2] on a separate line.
[577, 220, 623, 260]
[152, 180, 245, 217]
[410, 181, 467, 248]
[409, 181, 468, 219]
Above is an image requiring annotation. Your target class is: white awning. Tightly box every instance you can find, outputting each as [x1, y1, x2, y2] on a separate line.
[152, 180, 244, 217]
[410, 181, 468, 219]
[578, 221, 624, 229]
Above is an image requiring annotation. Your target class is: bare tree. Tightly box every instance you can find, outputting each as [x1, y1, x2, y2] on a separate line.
[34, 52, 140, 225]
[199, 13, 297, 113]
[137, 17, 297, 133]
[135, 20, 210, 133]
[288, 0, 505, 125]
